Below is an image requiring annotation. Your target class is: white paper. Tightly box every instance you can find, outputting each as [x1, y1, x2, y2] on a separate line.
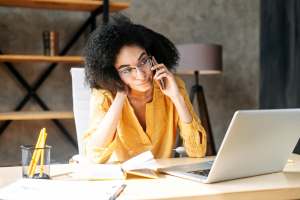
[0, 179, 124, 200]
[71, 163, 125, 180]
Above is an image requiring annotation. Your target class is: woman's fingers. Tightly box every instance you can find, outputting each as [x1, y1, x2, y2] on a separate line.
[155, 67, 168, 75]
[150, 59, 175, 90]
[152, 56, 159, 65]
[154, 72, 168, 81]
[154, 69, 168, 79]
[151, 64, 166, 71]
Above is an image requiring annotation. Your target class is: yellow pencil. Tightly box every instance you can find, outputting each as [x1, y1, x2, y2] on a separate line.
[27, 128, 44, 176]
[39, 130, 47, 177]
[32, 129, 47, 177]
[30, 129, 47, 177]
[28, 128, 47, 178]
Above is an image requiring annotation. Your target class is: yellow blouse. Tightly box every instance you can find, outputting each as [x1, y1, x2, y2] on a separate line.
[83, 76, 207, 163]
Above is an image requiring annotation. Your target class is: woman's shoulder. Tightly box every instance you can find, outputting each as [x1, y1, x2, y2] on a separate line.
[91, 88, 113, 97]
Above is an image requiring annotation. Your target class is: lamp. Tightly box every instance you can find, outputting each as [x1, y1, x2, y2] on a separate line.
[176, 43, 222, 156]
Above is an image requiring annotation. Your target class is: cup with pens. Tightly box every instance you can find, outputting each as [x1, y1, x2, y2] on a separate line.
[20, 128, 52, 179]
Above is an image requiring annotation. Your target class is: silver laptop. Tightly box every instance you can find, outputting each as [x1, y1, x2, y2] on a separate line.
[159, 109, 300, 183]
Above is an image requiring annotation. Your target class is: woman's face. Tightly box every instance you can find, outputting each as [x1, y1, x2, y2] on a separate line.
[115, 45, 153, 92]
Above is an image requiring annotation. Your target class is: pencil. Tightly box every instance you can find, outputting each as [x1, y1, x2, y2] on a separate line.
[32, 129, 47, 177]
[39, 130, 48, 177]
[29, 129, 46, 177]
[28, 128, 47, 178]
[109, 184, 127, 200]
[27, 128, 44, 177]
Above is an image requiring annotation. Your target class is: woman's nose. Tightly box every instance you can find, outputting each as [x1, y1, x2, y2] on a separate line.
[135, 67, 146, 79]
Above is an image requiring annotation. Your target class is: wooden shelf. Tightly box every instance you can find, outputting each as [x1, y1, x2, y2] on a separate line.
[0, 54, 84, 63]
[0, 0, 129, 12]
[0, 111, 74, 120]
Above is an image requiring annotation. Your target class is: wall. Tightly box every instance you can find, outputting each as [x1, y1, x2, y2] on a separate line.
[0, 0, 259, 165]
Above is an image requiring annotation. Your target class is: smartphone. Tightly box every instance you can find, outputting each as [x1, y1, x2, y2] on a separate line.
[151, 56, 166, 89]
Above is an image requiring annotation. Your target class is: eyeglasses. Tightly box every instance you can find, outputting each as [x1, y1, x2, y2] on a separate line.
[118, 56, 153, 77]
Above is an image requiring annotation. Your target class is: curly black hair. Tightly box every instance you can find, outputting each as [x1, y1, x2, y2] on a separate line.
[84, 14, 179, 93]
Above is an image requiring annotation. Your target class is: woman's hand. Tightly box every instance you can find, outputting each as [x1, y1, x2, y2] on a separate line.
[116, 84, 130, 97]
[151, 58, 180, 101]
[116, 89, 128, 100]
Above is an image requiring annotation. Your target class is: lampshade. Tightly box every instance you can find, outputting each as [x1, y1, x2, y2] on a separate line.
[176, 43, 222, 75]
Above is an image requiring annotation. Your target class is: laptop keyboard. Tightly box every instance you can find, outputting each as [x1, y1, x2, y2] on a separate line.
[188, 169, 211, 177]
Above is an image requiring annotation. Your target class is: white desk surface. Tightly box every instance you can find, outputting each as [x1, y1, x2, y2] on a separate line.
[1, 154, 300, 200]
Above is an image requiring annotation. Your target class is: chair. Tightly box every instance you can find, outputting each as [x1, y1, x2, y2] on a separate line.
[70, 68, 91, 156]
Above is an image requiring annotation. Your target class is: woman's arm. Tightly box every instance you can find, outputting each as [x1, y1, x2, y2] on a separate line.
[171, 94, 192, 123]
[175, 78, 207, 157]
[87, 91, 127, 148]
[151, 61, 192, 123]
[152, 62, 206, 157]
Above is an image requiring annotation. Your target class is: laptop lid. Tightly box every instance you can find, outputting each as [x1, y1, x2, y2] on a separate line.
[206, 109, 300, 183]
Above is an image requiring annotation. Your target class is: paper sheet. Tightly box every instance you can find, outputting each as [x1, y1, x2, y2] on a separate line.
[71, 163, 125, 180]
[0, 179, 124, 200]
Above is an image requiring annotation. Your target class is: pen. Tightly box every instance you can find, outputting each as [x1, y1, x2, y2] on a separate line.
[109, 184, 127, 200]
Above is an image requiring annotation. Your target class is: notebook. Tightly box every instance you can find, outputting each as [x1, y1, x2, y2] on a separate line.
[71, 150, 159, 180]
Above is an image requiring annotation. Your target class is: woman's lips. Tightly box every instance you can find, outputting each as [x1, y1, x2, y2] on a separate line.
[136, 81, 149, 86]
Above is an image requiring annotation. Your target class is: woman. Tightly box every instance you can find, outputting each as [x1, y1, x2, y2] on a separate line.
[83, 15, 207, 163]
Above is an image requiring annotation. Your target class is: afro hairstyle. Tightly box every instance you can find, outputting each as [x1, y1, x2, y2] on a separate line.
[84, 14, 179, 93]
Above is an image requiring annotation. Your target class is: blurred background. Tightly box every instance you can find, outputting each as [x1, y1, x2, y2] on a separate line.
[0, 0, 299, 166]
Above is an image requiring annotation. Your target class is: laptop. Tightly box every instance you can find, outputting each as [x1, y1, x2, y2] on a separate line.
[159, 109, 300, 183]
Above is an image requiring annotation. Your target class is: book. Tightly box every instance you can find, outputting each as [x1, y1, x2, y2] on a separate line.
[71, 151, 159, 180]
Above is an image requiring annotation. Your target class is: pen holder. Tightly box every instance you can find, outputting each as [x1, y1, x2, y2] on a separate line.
[20, 145, 52, 179]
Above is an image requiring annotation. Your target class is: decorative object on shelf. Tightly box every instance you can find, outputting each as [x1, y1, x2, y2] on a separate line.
[43, 31, 59, 56]
[176, 43, 222, 156]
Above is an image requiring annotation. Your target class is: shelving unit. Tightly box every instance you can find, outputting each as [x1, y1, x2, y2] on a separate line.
[0, 0, 128, 12]
[0, 54, 83, 63]
[0, 0, 129, 147]
[0, 111, 74, 121]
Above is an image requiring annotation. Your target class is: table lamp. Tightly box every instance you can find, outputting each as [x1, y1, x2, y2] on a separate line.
[176, 43, 222, 156]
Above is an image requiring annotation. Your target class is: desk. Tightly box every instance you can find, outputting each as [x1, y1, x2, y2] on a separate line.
[1, 154, 300, 200]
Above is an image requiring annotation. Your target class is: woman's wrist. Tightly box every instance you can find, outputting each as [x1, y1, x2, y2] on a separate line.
[116, 91, 127, 100]
[170, 93, 184, 104]
[172, 94, 192, 123]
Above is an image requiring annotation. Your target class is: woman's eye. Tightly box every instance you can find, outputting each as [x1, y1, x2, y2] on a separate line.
[140, 59, 148, 65]
[122, 68, 131, 74]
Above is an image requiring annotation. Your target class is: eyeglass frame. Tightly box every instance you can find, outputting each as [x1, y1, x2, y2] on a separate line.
[117, 55, 154, 77]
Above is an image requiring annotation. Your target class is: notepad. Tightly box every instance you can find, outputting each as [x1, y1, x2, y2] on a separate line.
[71, 151, 159, 180]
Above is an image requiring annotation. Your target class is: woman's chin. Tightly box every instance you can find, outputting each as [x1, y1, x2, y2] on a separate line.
[133, 83, 152, 92]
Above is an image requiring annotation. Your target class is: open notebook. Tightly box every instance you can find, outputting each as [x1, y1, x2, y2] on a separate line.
[71, 151, 159, 180]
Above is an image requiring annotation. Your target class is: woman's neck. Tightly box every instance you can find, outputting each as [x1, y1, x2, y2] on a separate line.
[128, 87, 153, 103]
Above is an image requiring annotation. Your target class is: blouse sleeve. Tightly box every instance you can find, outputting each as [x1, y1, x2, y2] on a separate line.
[175, 77, 207, 157]
[82, 89, 117, 163]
